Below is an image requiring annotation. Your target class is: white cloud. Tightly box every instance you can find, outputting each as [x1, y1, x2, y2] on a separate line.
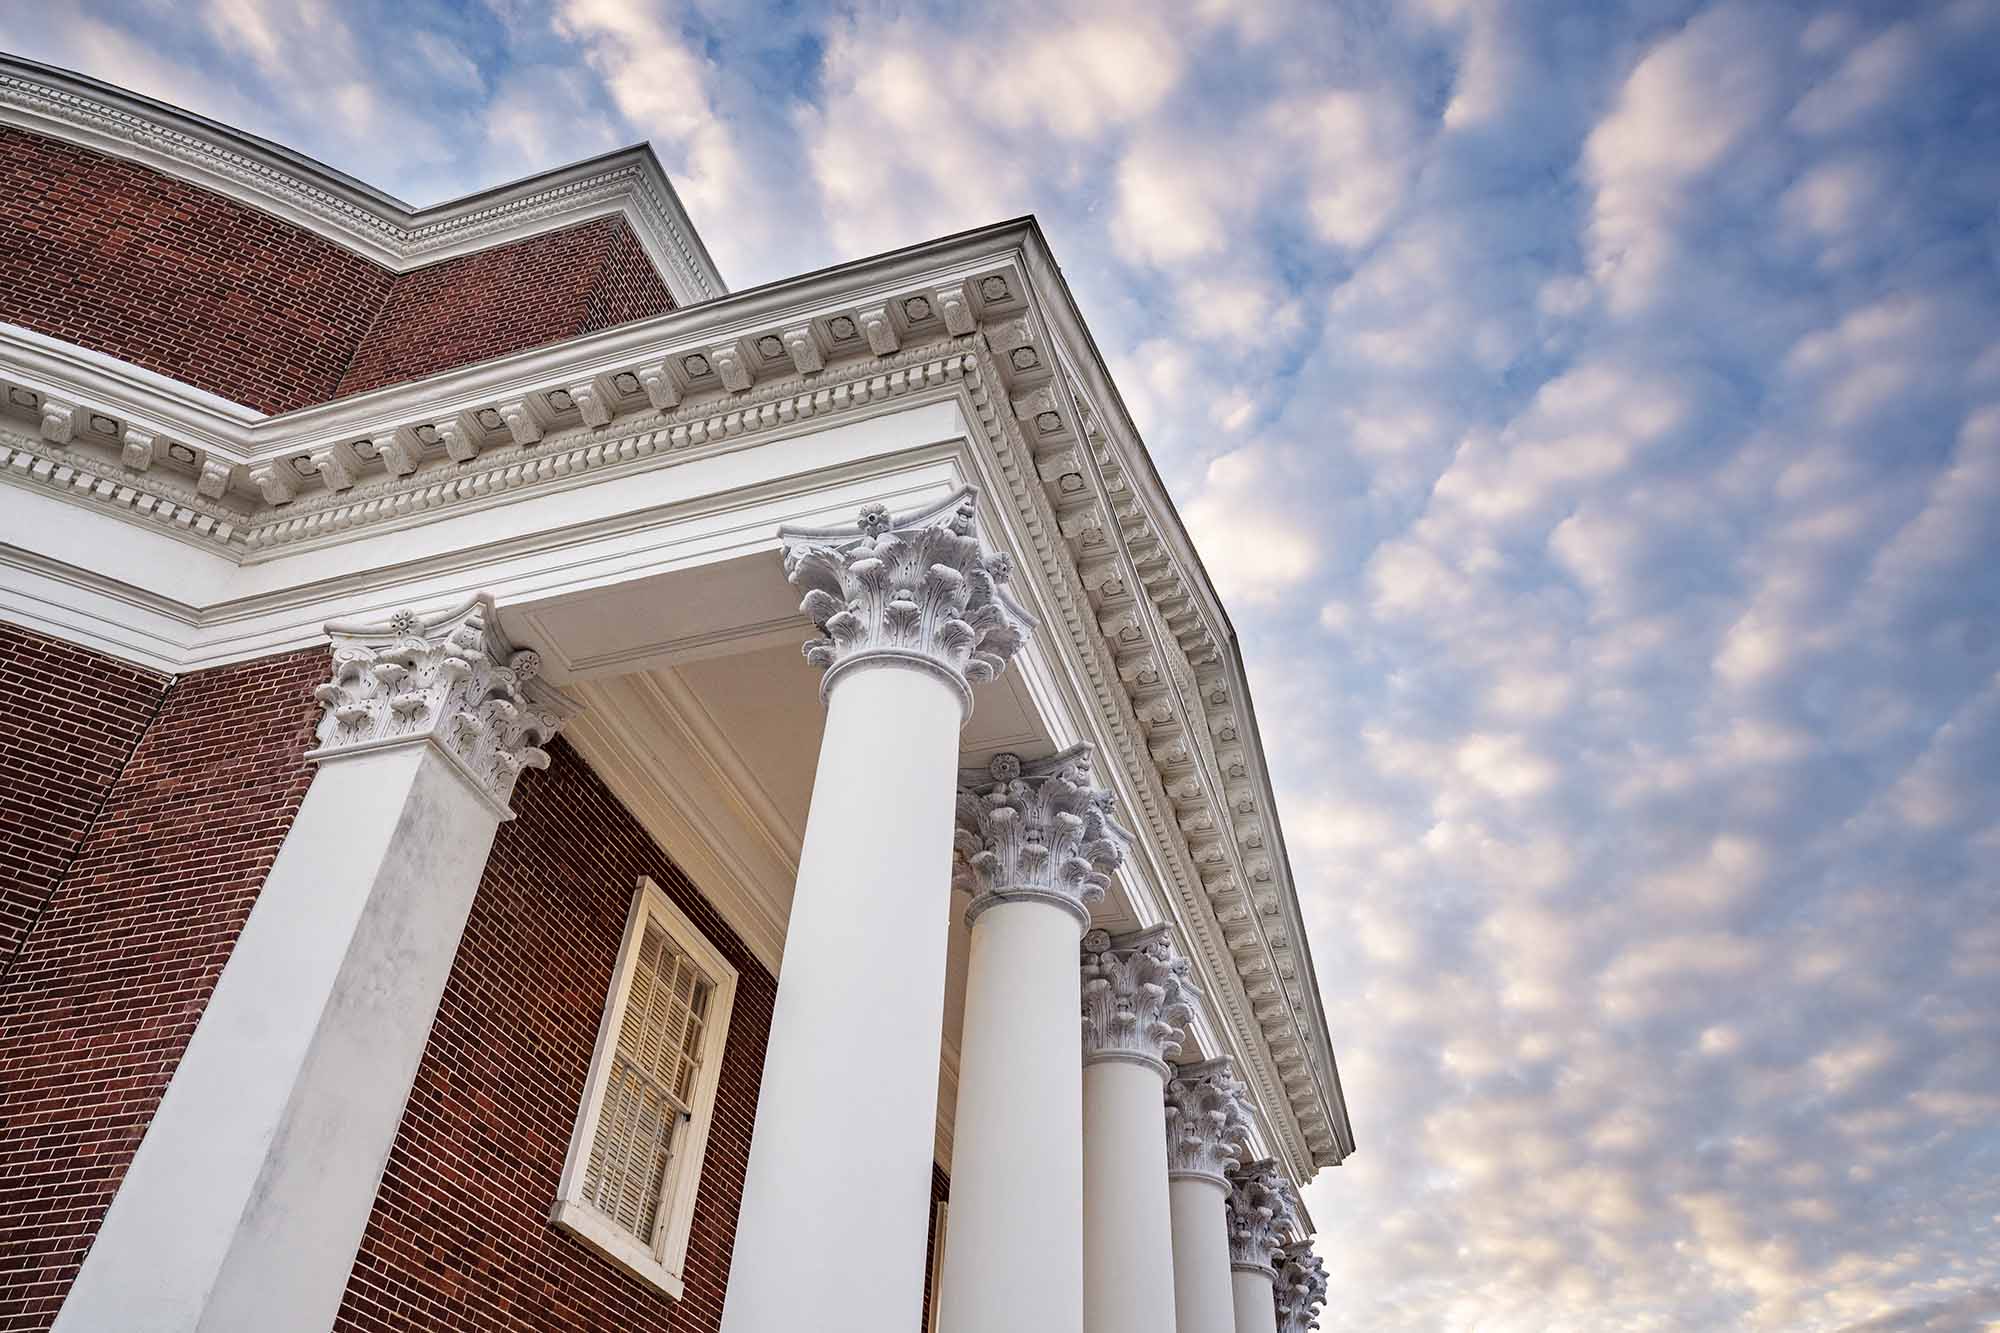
[1291, 88, 1419, 251]
[1181, 447, 1319, 604]
[1790, 22, 1922, 134]
[1582, 3, 1779, 311]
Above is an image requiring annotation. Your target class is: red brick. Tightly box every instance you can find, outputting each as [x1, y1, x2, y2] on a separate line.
[0, 636, 326, 1330]
[0, 128, 675, 415]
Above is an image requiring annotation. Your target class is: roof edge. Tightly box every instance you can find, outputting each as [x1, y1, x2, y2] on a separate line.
[0, 51, 725, 302]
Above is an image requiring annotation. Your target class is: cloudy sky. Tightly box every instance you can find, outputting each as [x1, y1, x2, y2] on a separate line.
[7, 0, 1998, 1328]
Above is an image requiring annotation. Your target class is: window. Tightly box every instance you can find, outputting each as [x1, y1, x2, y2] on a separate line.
[554, 876, 737, 1300]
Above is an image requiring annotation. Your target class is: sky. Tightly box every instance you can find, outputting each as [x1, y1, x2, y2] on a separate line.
[5, 1, 1997, 1328]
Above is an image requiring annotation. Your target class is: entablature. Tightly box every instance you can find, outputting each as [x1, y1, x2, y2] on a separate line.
[0, 217, 1351, 1182]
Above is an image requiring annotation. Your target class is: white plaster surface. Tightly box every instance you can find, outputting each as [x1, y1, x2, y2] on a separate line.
[1231, 1268, 1280, 1333]
[1170, 1176, 1239, 1333]
[935, 898, 1085, 1333]
[53, 744, 502, 1333]
[1083, 1059, 1179, 1333]
[719, 660, 964, 1333]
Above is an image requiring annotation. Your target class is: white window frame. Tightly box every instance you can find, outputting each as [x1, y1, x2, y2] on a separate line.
[553, 875, 738, 1301]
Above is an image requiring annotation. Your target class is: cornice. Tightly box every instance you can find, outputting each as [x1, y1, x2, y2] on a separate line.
[0, 219, 1349, 1178]
[0, 55, 722, 303]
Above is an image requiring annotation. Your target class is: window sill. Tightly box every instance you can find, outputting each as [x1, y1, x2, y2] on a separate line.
[551, 1200, 686, 1302]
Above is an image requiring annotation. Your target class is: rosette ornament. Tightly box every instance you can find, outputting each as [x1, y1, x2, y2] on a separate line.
[1165, 1056, 1254, 1184]
[1275, 1240, 1329, 1333]
[1225, 1158, 1301, 1276]
[307, 593, 576, 817]
[779, 487, 1032, 711]
[953, 744, 1126, 927]
[1081, 924, 1198, 1074]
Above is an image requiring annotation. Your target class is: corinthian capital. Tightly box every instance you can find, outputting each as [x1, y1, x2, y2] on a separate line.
[953, 744, 1124, 927]
[308, 595, 577, 819]
[1275, 1240, 1329, 1333]
[779, 487, 1031, 712]
[1164, 1057, 1253, 1184]
[1225, 1159, 1299, 1276]
[1081, 924, 1197, 1074]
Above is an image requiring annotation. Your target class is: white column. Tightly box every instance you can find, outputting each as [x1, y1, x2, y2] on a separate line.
[935, 748, 1125, 1333]
[55, 596, 572, 1333]
[722, 490, 1030, 1333]
[1081, 925, 1197, 1333]
[1226, 1160, 1300, 1333]
[1166, 1059, 1255, 1333]
[1274, 1240, 1329, 1333]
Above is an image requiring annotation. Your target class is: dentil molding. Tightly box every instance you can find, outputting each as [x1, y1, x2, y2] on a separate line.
[1224, 1158, 1300, 1277]
[1080, 923, 1196, 1074]
[1165, 1057, 1254, 1186]
[308, 593, 578, 819]
[950, 743, 1124, 927]
[0, 215, 1347, 1180]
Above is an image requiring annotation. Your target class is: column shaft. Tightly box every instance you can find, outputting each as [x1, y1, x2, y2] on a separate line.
[1231, 1270, 1280, 1333]
[720, 663, 963, 1333]
[1170, 1176, 1239, 1333]
[935, 899, 1085, 1333]
[1083, 1059, 1178, 1333]
[55, 744, 503, 1332]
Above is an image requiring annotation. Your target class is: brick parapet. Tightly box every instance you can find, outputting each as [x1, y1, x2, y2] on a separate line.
[0, 125, 674, 416]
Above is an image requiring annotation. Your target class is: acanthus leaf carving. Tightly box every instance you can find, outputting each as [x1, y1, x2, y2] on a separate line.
[1165, 1056, 1253, 1184]
[1225, 1158, 1299, 1275]
[779, 487, 1032, 710]
[1275, 1240, 1328, 1333]
[1080, 923, 1196, 1072]
[307, 593, 578, 818]
[953, 744, 1124, 927]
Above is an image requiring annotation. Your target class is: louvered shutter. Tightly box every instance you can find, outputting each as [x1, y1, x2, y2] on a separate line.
[580, 920, 715, 1244]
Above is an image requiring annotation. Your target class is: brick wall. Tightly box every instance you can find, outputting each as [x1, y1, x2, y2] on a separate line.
[332, 736, 776, 1333]
[333, 216, 674, 399]
[0, 126, 392, 414]
[0, 127, 676, 414]
[0, 640, 326, 1331]
[922, 1163, 951, 1332]
[0, 623, 170, 964]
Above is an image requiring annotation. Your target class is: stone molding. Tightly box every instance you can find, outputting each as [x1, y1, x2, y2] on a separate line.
[307, 594, 578, 819]
[1275, 1240, 1328, 1333]
[951, 744, 1122, 928]
[1165, 1057, 1253, 1186]
[1224, 1158, 1299, 1277]
[780, 487, 1031, 715]
[1080, 923, 1195, 1074]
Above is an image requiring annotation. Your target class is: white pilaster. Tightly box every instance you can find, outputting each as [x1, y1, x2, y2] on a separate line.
[1166, 1058, 1254, 1333]
[55, 596, 572, 1333]
[1225, 1160, 1299, 1333]
[1274, 1240, 1329, 1333]
[935, 747, 1124, 1333]
[1082, 925, 1197, 1333]
[721, 489, 1030, 1333]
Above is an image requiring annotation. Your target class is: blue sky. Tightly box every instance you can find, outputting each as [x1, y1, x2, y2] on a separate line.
[6, 1, 1998, 1328]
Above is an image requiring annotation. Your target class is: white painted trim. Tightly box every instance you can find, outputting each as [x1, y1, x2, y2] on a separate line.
[0, 203, 1350, 1185]
[553, 876, 739, 1302]
[0, 55, 723, 302]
